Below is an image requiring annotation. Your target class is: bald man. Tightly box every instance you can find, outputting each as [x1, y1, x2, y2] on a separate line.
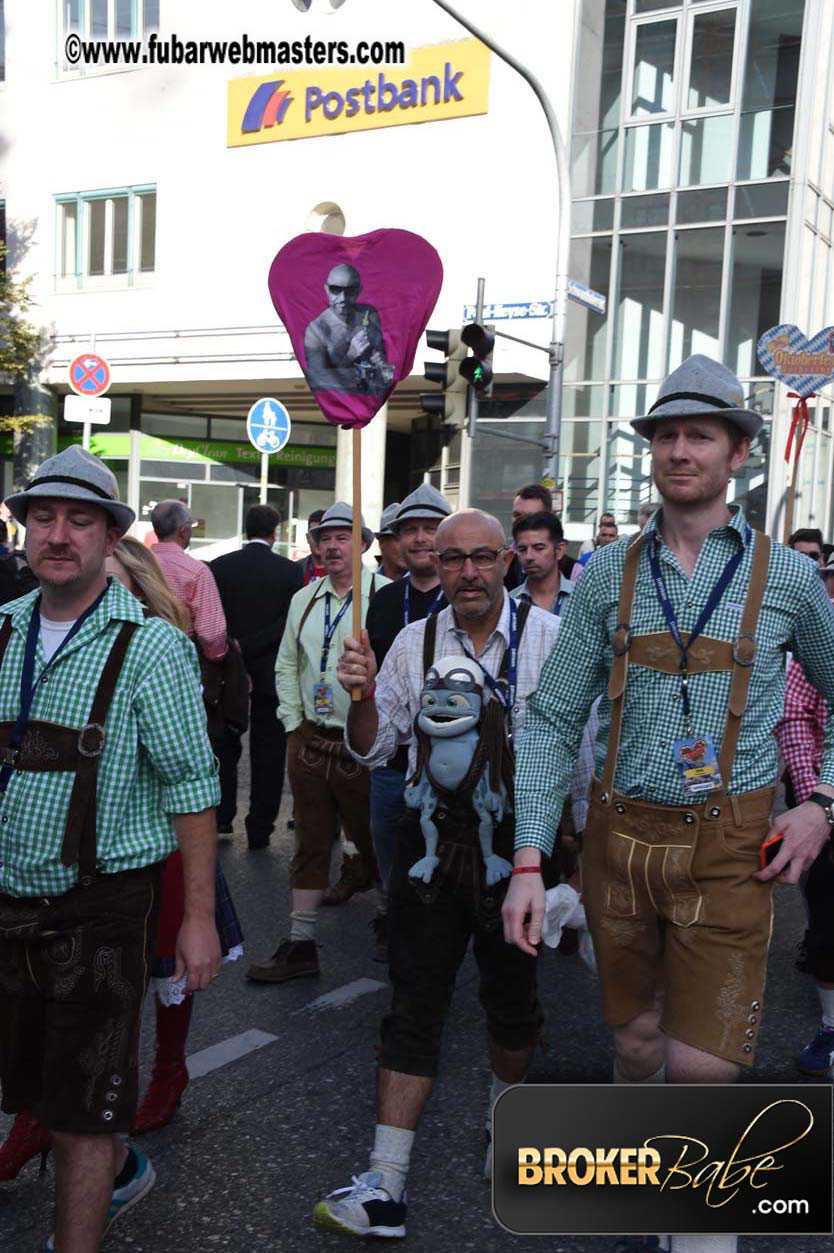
[303, 263, 393, 395]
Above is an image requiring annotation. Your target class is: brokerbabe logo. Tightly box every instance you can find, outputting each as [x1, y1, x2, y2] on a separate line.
[227, 38, 490, 148]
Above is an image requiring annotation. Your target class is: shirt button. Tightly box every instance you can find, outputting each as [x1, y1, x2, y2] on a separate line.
[41, 676, 49, 685]
[1, 816, 8, 824]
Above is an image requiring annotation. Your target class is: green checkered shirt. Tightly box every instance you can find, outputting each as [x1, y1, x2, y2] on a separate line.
[515, 507, 834, 856]
[0, 579, 219, 897]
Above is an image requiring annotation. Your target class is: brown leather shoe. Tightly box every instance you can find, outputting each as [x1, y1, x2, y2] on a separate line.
[321, 854, 373, 906]
[245, 939, 319, 983]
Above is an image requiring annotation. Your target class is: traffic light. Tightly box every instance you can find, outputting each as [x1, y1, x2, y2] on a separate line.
[419, 328, 468, 426]
[459, 322, 495, 394]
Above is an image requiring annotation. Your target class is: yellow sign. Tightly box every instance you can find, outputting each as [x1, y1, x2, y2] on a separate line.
[227, 39, 490, 148]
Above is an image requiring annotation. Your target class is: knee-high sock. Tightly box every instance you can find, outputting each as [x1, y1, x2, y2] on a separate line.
[671, 1237, 737, 1252]
[368, 1124, 414, 1203]
[613, 1059, 666, 1084]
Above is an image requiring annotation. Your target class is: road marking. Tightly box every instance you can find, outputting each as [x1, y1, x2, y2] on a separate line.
[186, 1028, 279, 1079]
[294, 977, 387, 1015]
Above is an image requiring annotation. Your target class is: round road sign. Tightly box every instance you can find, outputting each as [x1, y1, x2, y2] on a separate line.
[246, 398, 291, 455]
[68, 353, 111, 398]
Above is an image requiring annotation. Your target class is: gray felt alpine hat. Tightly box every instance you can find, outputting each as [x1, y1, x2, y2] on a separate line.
[393, 484, 452, 531]
[5, 446, 135, 535]
[376, 502, 401, 538]
[313, 500, 374, 549]
[630, 354, 763, 441]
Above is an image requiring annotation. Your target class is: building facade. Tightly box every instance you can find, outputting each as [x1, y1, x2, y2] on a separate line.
[0, 0, 833, 552]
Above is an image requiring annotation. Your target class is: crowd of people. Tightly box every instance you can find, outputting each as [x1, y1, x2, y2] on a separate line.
[1, 351, 834, 1253]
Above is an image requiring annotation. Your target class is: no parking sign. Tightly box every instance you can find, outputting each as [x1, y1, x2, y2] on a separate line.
[68, 352, 111, 397]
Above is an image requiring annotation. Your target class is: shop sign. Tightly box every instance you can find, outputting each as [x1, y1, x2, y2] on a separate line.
[57, 432, 337, 468]
[227, 39, 490, 147]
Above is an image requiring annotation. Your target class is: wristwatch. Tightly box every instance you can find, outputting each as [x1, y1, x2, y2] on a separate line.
[807, 791, 834, 829]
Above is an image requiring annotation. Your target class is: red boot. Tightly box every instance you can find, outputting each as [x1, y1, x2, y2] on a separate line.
[131, 995, 193, 1135]
[0, 1110, 52, 1181]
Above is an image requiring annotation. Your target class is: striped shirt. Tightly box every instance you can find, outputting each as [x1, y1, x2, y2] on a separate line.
[0, 579, 219, 897]
[153, 542, 228, 660]
[515, 506, 834, 856]
[347, 592, 559, 776]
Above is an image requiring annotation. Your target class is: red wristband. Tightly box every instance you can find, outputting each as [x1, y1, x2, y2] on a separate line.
[511, 865, 543, 876]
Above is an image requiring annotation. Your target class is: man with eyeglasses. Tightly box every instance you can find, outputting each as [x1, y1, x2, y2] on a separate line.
[312, 509, 562, 1240]
[788, 527, 824, 566]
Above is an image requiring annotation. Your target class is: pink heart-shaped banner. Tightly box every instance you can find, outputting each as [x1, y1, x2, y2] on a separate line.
[268, 229, 443, 429]
[757, 323, 834, 398]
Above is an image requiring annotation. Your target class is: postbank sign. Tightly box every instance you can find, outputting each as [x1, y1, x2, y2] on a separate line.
[227, 39, 490, 147]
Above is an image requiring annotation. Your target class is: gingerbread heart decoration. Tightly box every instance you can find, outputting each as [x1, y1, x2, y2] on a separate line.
[757, 324, 834, 398]
[268, 229, 443, 429]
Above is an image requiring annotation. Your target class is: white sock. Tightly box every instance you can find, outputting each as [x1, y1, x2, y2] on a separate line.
[487, 1074, 514, 1130]
[342, 837, 360, 857]
[818, 984, 834, 1029]
[671, 1237, 737, 1253]
[368, 1124, 414, 1202]
[289, 908, 317, 943]
[613, 1059, 666, 1084]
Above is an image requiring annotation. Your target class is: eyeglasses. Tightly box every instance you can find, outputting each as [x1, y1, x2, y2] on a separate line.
[435, 547, 505, 571]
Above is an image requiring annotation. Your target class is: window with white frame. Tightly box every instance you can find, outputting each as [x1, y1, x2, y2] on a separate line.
[56, 187, 156, 289]
[61, 0, 158, 40]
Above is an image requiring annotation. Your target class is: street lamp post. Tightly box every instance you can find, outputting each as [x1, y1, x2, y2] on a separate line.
[429, 0, 571, 492]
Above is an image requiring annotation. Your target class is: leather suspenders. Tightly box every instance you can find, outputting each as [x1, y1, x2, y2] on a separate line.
[600, 529, 771, 814]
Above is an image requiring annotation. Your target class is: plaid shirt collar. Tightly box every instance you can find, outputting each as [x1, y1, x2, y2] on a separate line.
[7, 577, 145, 656]
[448, 588, 513, 650]
[643, 502, 750, 551]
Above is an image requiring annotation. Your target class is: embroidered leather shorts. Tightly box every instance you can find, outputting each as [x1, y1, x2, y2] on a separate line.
[0, 862, 163, 1133]
[581, 778, 774, 1067]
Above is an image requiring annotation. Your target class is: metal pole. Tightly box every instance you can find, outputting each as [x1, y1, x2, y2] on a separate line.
[83, 333, 95, 451]
[467, 277, 485, 439]
[431, 0, 570, 490]
[259, 451, 269, 504]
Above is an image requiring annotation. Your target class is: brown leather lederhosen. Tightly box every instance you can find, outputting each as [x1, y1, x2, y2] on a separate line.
[581, 528, 777, 1065]
[0, 614, 138, 898]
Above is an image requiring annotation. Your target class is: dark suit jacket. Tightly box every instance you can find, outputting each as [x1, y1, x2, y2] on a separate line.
[211, 543, 303, 697]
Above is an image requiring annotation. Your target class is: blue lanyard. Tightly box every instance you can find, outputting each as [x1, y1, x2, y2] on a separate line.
[647, 527, 750, 734]
[403, 574, 444, 628]
[320, 591, 352, 680]
[458, 597, 518, 722]
[0, 588, 108, 794]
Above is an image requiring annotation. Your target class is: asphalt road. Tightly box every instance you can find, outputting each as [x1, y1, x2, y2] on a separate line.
[2, 752, 831, 1253]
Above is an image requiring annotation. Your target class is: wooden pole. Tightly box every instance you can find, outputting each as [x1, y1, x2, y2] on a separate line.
[782, 451, 802, 545]
[351, 426, 362, 700]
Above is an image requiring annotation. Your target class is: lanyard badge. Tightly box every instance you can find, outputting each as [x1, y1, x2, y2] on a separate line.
[459, 598, 519, 739]
[648, 530, 749, 799]
[314, 590, 351, 718]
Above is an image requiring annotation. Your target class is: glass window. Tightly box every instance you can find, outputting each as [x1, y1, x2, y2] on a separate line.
[623, 122, 675, 190]
[613, 231, 667, 380]
[563, 385, 606, 419]
[560, 421, 602, 525]
[737, 106, 795, 179]
[725, 222, 786, 377]
[819, 200, 833, 241]
[679, 114, 733, 184]
[668, 227, 724, 370]
[676, 186, 728, 223]
[631, 19, 677, 117]
[87, 200, 106, 276]
[0, 0, 5, 84]
[138, 193, 156, 272]
[621, 193, 670, 228]
[91, 0, 108, 39]
[572, 199, 615, 233]
[112, 197, 128, 274]
[687, 7, 736, 110]
[60, 202, 77, 277]
[64, 1, 82, 34]
[606, 419, 654, 523]
[574, 2, 625, 133]
[610, 382, 661, 418]
[742, 0, 804, 111]
[572, 130, 619, 197]
[115, 0, 133, 37]
[144, 1, 161, 33]
[565, 236, 613, 381]
[734, 181, 789, 218]
[634, 0, 679, 10]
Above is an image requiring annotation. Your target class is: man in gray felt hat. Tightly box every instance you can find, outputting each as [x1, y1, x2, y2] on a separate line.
[506, 354, 834, 1253]
[374, 502, 407, 582]
[0, 447, 220, 1252]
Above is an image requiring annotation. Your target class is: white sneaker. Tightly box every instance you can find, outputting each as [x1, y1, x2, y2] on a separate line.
[314, 1171, 407, 1238]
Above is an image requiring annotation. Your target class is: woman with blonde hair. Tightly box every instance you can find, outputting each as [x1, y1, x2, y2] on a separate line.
[108, 535, 191, 633]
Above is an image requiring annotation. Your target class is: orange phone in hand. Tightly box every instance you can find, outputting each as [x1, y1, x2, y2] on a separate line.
[760, 832, 784, 870]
